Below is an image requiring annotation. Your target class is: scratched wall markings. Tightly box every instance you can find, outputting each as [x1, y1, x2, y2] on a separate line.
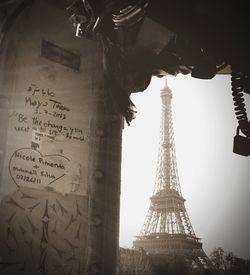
[10, 83, 88, 143]
[0, 189, 88, 274]
[9, 148, 70, 190]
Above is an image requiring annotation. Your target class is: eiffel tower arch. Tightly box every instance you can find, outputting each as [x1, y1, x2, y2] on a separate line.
[133, 78, 211, 271]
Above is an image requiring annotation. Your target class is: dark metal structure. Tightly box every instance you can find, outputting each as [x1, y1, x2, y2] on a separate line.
[66, 0, 250, 155]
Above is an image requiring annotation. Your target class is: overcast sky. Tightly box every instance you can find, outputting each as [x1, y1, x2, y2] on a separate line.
[119, 74, 250, 259]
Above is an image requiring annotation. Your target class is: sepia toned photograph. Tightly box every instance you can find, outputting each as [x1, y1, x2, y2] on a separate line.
[0, 1, 249, 275]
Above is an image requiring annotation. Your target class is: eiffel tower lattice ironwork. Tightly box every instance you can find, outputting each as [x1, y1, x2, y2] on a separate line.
[133, 79, 211, 269]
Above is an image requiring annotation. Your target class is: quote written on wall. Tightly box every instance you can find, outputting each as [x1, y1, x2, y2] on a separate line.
[8, 83, 89, 194]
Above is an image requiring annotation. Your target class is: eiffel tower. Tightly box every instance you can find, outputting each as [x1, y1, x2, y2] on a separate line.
[133, 78, 211, 269]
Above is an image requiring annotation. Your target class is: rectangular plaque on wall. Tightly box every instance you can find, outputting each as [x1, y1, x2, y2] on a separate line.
[41, 40, 80, 71]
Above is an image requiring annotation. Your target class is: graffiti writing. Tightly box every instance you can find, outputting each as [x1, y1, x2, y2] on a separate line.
[9, 148, 70, 189]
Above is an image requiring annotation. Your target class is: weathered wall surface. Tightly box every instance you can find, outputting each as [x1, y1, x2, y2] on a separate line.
[0, 1, 122, 275]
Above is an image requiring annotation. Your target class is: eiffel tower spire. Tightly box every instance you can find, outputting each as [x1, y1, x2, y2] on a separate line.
[133, 78, 211, 269]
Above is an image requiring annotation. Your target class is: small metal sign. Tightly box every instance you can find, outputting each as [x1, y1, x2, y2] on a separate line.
[41, 40, 80, 71]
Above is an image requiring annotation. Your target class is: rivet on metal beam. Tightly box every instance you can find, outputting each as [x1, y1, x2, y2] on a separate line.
[95, 128, 105, 137]
[91, 216, 102, 226]
[94, 170, 104, 180]
[87, 263, 101, 275]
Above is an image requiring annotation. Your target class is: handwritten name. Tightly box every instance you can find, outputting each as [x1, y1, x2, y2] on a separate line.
[13, 166, 37, 176]
[25, 96, 70, 113]
[14, 151, 36, 162]
[13, 151, 65, 170]
[38, 158, 65, 170]
[27, 84, 55, 97]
